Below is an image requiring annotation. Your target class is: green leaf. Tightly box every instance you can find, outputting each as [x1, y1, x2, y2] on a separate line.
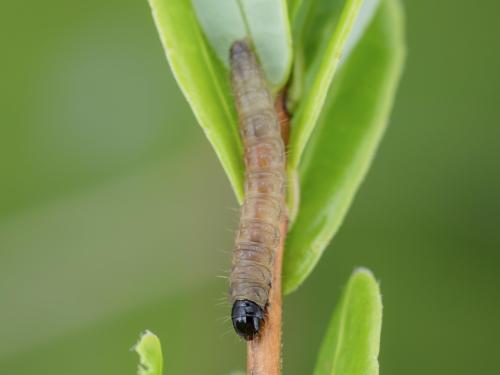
[288, 0, 365, 169]
[286, 0, 379, 222]
[313, 269, 382, 375]
[284, 0, 406, 293]
[148, 0, 244, 202]
[192, 0, 292, 89]
[134, 330, 164, 375]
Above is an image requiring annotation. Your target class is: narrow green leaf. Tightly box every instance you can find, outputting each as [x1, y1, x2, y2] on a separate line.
[192, 0, 292, 89]
[148, 0, 244, 202]
[284, 0, 406, 293]
[134, 330, 164, 375]
[313, 269, 382, 375]
[287, 0, 378, 223]
[288, 0, 364, 169]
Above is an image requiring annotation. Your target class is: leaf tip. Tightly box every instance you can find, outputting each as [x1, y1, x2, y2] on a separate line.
[133, 330, 163, 375]
[352, 266, 376, 279]
[350, 267, 382, 299]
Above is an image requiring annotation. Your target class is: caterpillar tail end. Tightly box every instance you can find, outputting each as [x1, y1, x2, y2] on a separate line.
[230, 40, 250, 56]
[231, 300, 264, 341]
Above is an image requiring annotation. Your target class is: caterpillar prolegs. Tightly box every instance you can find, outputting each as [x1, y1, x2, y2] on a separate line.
[228, 41, 286, 340]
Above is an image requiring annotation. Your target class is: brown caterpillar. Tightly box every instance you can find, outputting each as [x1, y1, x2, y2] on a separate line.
[228, 40, 286, 340]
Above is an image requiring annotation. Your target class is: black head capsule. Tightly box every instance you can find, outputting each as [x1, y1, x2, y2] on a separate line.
[231, 300, 264, 340]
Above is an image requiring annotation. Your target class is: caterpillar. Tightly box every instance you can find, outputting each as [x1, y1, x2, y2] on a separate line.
[228, 40, 286, 340]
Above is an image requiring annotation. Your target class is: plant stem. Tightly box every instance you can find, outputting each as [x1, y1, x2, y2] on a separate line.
[247, 218, 288, 375]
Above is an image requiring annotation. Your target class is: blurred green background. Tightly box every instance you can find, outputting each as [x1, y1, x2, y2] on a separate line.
[1, 0, 499, 374]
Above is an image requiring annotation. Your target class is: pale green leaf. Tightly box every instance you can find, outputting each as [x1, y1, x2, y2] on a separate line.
[313, 269, 382, 375]
[191, 0, 246, 66]
[134, 330, 164, 375]
[148, 0, 244, 202]
[284, 0, 406, 293]
[239, 0, 293, 88]
[192, 0, 292, 89]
